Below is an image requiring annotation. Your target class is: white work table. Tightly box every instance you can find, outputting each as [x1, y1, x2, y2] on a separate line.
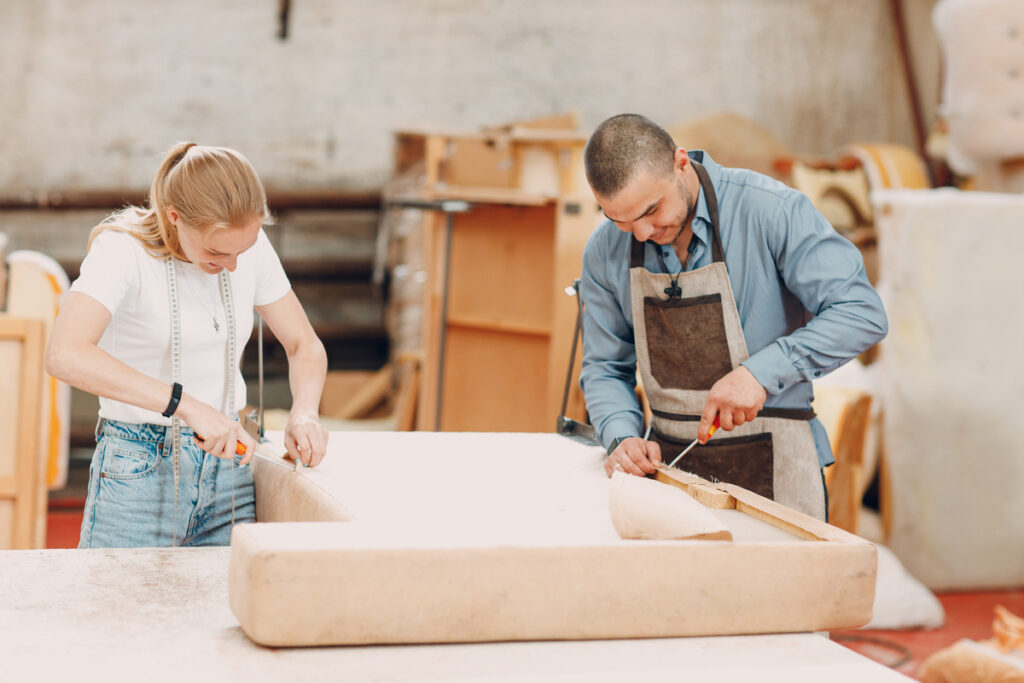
[0, 431, 910, 681]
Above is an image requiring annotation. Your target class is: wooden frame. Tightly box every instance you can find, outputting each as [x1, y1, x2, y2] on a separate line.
[0, 316, 46, 548]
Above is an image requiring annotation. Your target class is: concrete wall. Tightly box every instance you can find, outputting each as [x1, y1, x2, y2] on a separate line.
[1, 0, 940, 193]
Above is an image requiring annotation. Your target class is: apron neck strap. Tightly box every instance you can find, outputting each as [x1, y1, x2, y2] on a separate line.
[629, 158, 725, 268]
[692, 160, 725, 264]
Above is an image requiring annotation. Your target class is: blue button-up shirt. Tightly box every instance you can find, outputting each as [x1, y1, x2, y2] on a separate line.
[579, 151, 888, 467]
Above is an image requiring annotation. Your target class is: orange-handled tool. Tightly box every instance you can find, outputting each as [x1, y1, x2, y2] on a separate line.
[665, 415, 720, 469]
[193, 434, 248, 455]
[193, 435, 296, 471]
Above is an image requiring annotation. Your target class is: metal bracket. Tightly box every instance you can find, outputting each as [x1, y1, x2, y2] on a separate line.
[243, 313, 266, 442]
[555, 278, 598, 446]
[385, 197, 473, 430]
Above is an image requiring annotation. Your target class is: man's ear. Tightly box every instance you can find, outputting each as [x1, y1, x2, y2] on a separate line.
[674, 147, 690, 172]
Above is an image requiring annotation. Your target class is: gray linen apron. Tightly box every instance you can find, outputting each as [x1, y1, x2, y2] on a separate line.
[630, 162, 826, 520]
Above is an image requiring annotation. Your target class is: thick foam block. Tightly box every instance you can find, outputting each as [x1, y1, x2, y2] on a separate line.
[229, 520, 875, 647]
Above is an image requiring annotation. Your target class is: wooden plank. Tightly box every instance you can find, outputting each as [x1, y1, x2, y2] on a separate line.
[0, 316, 46, 549]
[722, 483, 866, 544]
[446, 316, 551, 338]
[654, 467, 737, 510]
[655, 465, 867, 545]
[395, 126, 589, 145]
[416, 185, 554, 206]
[393, 358, 419, 432]
[417, 210, 447, 430]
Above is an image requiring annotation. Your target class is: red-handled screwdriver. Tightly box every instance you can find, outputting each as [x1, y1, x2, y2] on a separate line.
[666, 415, 721, 469]
[193, 435, 247, 455]
[193, 435, 297, 470]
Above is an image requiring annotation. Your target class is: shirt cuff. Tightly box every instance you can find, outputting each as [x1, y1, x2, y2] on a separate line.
[741, 343, 801, 396]
[600, 416, 641, 452]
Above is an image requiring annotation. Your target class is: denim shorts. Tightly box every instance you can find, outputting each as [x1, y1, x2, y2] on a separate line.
[78, 418, 255, 548]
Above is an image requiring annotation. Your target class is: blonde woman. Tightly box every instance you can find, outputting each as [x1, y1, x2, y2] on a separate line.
[46, 142, 328, 548]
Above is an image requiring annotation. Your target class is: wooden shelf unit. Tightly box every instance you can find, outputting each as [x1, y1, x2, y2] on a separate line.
[389, 119, 595, 433]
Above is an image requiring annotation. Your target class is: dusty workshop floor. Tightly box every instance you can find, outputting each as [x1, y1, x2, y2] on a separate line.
[46, 456, 1021, 680]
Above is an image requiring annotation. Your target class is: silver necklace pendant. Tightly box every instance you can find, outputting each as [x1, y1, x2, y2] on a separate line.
[213, 319, 220, 333]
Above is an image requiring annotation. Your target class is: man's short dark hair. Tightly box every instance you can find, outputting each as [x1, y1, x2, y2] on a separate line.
[584, 114, 677, 197]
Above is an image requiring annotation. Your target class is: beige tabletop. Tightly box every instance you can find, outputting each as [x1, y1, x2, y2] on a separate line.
[0, 431, 909, 681]
[0, 546, 912, 682]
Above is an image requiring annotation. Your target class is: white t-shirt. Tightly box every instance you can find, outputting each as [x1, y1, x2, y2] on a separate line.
[70, 228, 291, 425]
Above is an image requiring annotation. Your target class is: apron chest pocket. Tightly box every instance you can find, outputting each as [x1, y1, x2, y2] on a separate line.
[653, 429, 774, 501]
[643, 293, 732, 390]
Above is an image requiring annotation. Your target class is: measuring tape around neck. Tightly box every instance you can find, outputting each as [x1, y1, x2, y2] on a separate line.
[164, 258, 238, 546]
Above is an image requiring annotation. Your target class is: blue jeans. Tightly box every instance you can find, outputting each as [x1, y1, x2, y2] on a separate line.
[78, 418, 255, 548]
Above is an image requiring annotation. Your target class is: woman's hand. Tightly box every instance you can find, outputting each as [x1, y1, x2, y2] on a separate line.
[255, 290, 329, 468]
[178, 393, 256, 464]
[284, 412, 328, 467]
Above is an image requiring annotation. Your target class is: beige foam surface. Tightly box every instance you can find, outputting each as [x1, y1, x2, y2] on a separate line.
[260, 431, 803, 544]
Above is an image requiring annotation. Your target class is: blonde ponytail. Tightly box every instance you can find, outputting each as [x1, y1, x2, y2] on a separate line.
[88, 142, 270, 259]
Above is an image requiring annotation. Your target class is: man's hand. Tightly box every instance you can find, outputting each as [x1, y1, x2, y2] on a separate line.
[605, 437, 662, 477]
[699, 365, 766, 441]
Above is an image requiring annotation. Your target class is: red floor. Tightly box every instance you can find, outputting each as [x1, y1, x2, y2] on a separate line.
[46, 498, 85, 548]
[832, 590, 1024, 678]
[45, 500, 1022, 679]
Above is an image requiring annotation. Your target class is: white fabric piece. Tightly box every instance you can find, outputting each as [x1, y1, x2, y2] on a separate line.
[70, 228, 290, 423]
[874, 189, 1024, 589]
[863, 543, 945, 630]
[934, 0, 1024, 174]
[608, 471, 732, 541]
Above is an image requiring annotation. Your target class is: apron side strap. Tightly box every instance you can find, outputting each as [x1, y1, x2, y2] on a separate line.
[652, 407, 816, 421]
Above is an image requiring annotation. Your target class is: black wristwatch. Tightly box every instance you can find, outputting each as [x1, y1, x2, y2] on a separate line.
[606, 437, 628, 456]
[162, 382, 183, 418]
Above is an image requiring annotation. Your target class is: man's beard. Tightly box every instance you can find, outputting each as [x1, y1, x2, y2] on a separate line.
[666, 177, 697, 247]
